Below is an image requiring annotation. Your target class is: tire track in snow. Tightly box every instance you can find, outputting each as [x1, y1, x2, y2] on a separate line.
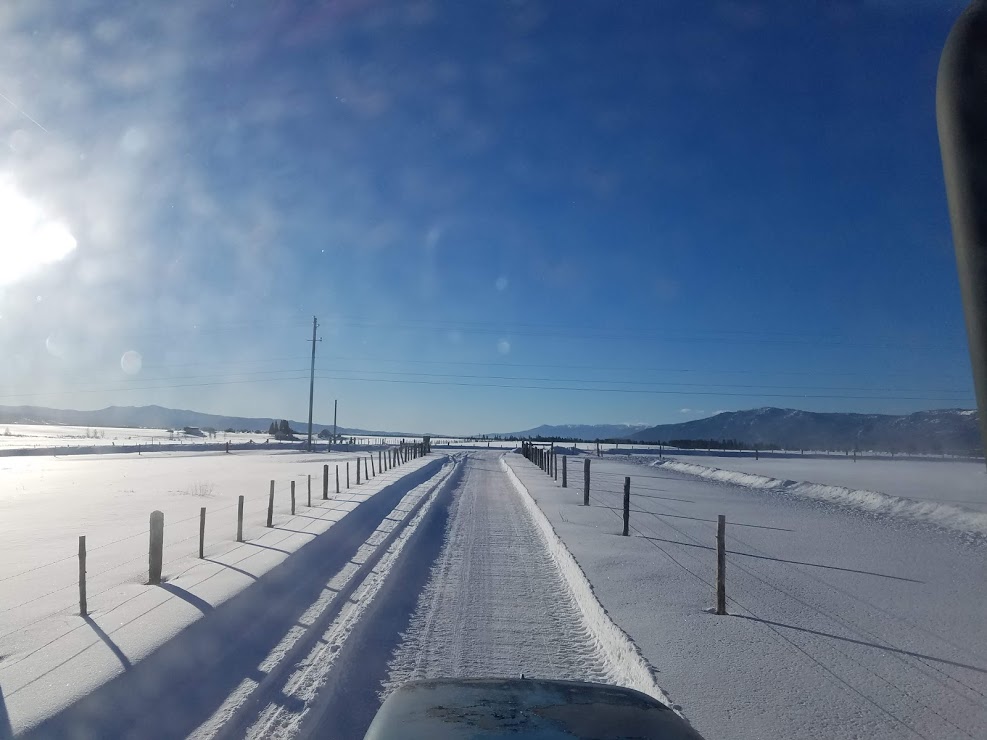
[383, 454, 614, 690]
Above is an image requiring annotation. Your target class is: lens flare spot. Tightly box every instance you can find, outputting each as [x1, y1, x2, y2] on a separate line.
[121, 350, 142, 375]
[497, 339, 511, 355]
[45, 336, 66, 358]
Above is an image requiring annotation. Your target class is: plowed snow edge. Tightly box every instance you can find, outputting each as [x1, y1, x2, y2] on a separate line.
[657, 459, 987, 537]
[500, 455, 679, 713]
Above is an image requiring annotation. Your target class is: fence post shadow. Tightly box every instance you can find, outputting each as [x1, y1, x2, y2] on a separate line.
[0, 684, 12, 740]
[158, 583, 214, 615]
[83, 615, 132, 670]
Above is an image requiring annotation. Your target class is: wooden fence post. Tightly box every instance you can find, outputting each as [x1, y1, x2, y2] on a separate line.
[554, 454, 558, 481]
[622, 477, 630, 536]
[371, 454, 376, 476]
[364, 457, 369, 481]
[356, 458, 361, 484]
[336, 465, 340, 494]
[308, 474, 312, 507]
[267, 481, 275, 527]
[149, 510, 164, 585]
[323, 464, 329, 500]
[716, 515, 726, 615]
[199, 507, 206, 558]
[347, 462, 350, 488]
[562, 455, 568, 487]
[79, 535, 87, 616]
[237, 496, 244, 542]
[291, 480, 296, 515]
[583, 459, 590, 506]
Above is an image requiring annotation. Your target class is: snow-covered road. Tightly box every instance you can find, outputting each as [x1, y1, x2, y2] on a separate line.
[301, 452, 665, 738]
[384, 454, 613, 685]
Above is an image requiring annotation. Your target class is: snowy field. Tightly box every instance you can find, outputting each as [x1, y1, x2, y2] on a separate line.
[0, 423, 243, 450]
[0, 446, 439, 735]
[5, 444, 985, 739]
[506, 452, 987, 739]
[430, 437, 518, 449]
[0, 422, 428, 452]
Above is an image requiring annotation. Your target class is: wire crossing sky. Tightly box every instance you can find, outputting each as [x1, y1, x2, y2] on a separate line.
[0, 0, 975, 434]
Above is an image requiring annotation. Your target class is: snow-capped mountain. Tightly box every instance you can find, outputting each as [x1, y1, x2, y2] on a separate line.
[629, 407, 981, 454]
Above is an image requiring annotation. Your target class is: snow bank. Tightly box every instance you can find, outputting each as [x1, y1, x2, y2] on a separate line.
[500, 457, 674, 707]
[657, 460, 987, 536]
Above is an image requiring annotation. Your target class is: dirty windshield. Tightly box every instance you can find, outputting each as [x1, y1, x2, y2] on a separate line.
[0, 2, 984, 739]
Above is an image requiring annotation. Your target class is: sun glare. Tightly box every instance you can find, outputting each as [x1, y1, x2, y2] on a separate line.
[0, 179, 77, 287]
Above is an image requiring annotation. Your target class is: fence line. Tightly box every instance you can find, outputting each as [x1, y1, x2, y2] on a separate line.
[0, 445, 429, 643]
[517, 445, 729, 614]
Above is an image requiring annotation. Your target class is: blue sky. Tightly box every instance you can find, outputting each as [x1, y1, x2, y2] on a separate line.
[0, 0, 977, 434]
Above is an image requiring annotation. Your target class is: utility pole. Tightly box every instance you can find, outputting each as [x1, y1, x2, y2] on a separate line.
[333, 399, 338, 447]
[307, 316, 320, 451]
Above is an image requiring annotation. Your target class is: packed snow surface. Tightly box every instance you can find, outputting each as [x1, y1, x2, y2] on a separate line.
[384, 453, 665, 699]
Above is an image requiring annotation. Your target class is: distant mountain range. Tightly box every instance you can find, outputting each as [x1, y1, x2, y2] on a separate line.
[628, 407, 981, 454]
[493, 408, 982, 455]
[491, 423, 651, 440]
[0, 405, 420, 438]
[5, 404, 980, 455]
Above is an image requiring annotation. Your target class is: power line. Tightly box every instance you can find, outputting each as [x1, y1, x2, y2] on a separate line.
[53, 364, 974, 395]
[320, 318, 967, 351]
[0, 368, 973, 404]
[324, 314, 964, 348]
[313, 373, 974, 402]
[312, 366, 973, 395]
[137, 353, 973, 381]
